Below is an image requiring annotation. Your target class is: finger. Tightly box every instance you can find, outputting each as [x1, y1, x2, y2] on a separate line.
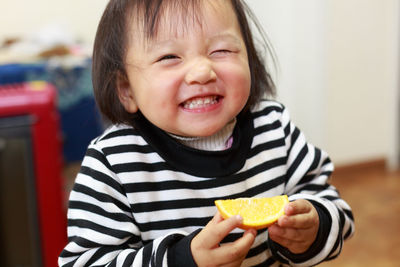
[193, 213, 226, 250]
[277, 212, 318, 229]
[208, 212, 225, 225]
[214, 229, 256, 264]
[284, 200, 312, 216]
[279, 202, 318, 229]
[269, 224, 313, 242]
[201, 213, 244, 248]
[268, 231, 309, 254]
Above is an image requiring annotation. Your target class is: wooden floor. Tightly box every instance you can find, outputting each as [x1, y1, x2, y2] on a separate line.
[63, 163, 400, 266]
[320, 166, 400, 267]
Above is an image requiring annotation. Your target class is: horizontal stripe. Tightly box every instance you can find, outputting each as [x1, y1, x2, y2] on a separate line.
[59, 101, 354, 267]
[112, 161, 174, 173]
[69, 201, 133, 223]
[122, 157, 286, 193]
[253, 119, 281, 136]
[251, 103, 283, 119]
[103, 144, 154, 155]
[248, 138, 286, 158]
[79, 166, 126, 196]
[138, 217, 211, 232]
[72, 184, 131, 213]
[69, 219, 134, 240]
[99, 128, 140, 141]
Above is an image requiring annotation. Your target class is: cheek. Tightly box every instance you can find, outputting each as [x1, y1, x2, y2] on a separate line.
[224, 66, 251, 97]
[136, 73, 181, 106]
[153, 77, 182, 110]
[230, 70, 251, 111]
[136, 77, 184, 127]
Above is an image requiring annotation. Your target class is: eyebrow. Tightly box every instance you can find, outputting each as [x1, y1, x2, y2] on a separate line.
[146, 31, 242, 52]
[208, 32, 243, 46]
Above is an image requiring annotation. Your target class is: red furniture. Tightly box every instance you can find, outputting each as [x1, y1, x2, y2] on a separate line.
[0, 81, 67, 267]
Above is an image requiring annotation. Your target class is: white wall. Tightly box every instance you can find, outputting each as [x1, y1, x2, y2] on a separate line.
[1, 0, 399, 168]
[248, 0, 399, 168]
[248, 0, 328, 148]
[325, 0, 399, 168]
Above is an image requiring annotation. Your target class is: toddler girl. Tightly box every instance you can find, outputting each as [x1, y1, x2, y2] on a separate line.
[59, 0, 354, 266]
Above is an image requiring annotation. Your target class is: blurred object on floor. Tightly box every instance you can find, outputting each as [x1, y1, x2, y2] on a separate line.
[0, 23, 91, 64]
[0, 82, 67, 267]
[0, 36, 104, 162]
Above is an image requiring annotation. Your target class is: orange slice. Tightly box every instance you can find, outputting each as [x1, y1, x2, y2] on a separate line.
[215, 195, 289, 230]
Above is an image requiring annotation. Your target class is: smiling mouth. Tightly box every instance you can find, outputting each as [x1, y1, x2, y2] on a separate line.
[181, 95, 221, 110]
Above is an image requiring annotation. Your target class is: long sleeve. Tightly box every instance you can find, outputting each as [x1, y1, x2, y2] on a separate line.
[268, 105, 355, 266]
[59, 101, 355, 266]
[58, 145, 193, 267]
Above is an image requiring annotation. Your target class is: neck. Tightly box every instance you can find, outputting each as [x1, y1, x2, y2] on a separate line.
[169, 118, 236, 151]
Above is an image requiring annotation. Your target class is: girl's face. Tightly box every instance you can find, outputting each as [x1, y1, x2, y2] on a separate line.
[119, 0, 251, 137]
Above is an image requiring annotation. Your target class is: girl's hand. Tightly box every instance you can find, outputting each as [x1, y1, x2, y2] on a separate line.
[268, 199, 319, 254]
[191, 212, 257, 267]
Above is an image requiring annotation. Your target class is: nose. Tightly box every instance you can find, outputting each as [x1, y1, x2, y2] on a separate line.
[184, 58, 217, 84]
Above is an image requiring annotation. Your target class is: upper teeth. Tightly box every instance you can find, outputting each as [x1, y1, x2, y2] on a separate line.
[183, 96, 218, 109]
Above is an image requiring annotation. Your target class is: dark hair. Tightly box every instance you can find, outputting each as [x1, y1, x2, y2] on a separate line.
[92, 0, 276, 125]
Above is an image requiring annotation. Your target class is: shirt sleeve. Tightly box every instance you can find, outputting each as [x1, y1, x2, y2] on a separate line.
[58, 144, 193, 267]
[268, 105, 355, 266]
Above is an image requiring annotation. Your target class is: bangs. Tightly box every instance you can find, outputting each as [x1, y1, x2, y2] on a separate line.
[129, 0, 207, 41]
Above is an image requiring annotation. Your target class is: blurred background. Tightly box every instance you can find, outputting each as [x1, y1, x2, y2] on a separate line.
[0, 0, 398, 266]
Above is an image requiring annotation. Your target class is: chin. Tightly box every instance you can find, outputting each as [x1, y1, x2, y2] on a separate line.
[193, 125, 225, 137]
[171, 118, 232, 137]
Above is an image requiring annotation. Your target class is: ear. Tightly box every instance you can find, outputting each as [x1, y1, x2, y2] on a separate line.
[117, 72, 138, 113]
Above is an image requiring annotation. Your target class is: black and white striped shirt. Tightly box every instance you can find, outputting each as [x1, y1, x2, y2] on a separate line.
[59, 101, 354, 266]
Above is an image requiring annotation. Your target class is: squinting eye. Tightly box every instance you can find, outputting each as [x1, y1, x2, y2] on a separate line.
[212, 49, 231, 55]
[158, 54, 179, 61]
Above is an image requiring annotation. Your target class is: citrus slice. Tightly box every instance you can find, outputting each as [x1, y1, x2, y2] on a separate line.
[215, 195, 289, 230]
